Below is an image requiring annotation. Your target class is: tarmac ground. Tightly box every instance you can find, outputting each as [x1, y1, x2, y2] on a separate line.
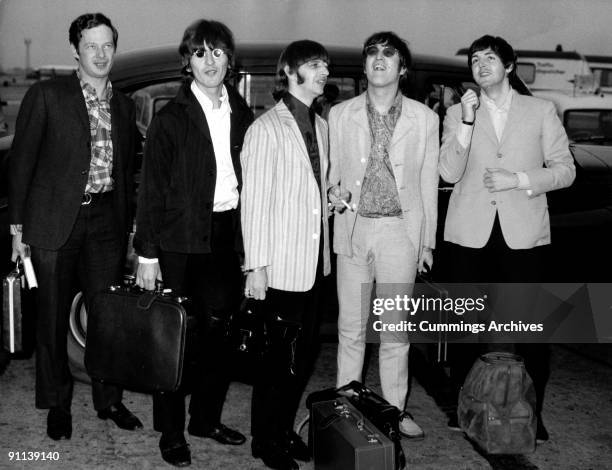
[1, 342, 611, 470]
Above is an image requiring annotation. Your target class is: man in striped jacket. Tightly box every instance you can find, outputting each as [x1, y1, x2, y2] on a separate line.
[240, 40, 331, 470]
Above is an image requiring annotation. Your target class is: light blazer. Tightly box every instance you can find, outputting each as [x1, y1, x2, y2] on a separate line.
[439, 93, 576, 249]
[240, 100, 331, 292]
[328, 92, 439, 258]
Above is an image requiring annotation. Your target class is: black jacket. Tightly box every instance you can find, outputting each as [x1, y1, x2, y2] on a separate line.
[134, 81, 254, 258]
[9, 74, 137, 250]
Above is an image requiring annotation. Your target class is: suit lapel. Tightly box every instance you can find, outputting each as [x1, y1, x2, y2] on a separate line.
[348, 94, 370, 135]
[276, 101, 312, 169]
[68, 74, 91, 138]
[390, 97, 415, 150]
[475, 103, 498, 144]
[110, 93, 123, 175]
[499, 93, 527, 147]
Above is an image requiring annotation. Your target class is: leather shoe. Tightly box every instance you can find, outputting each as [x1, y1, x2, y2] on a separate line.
[160, 433, 191, 467]
[188, 423, 246, 445]
[282, 430, 310, 462]
[252, 439, 298, 470]
[536, 415, 549, 444]
[97, 402, 143, 430]
[47, 407, 72, 440]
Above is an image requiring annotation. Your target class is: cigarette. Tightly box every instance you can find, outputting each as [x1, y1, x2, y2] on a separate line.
[341, 199, 354, 211]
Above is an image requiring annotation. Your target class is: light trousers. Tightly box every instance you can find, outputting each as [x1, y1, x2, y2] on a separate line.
[336, 215, 418, 409]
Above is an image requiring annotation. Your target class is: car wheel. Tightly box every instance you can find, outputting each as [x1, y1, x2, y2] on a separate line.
[67, 291, 91, 383]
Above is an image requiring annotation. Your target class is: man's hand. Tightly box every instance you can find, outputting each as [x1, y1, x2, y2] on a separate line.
[483, 168, 519, 192]
[136, 262, 162, 291]
[460, 89, 479, 123]
[328, 185, 352, 212]
[11, 233, 28, 263]
[246, 269, 268, 300]
[418, 247, 433, 274]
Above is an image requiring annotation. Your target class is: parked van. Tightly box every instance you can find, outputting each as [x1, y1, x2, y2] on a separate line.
[457, 48, 595, 95]
[586, 55, 612, 94]
[536, 90, 612, 145]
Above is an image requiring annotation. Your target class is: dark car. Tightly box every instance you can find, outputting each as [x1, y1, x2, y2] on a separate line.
[62, 42, 476, 379]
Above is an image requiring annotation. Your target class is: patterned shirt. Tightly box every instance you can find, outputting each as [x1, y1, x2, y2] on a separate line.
[358, 92, 403, 218]
[78, 72, 114, 193]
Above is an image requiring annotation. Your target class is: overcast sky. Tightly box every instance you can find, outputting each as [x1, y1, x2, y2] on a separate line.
[1, 0, 611, 70]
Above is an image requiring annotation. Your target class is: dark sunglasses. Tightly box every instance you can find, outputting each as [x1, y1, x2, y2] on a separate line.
[192, 47, 226, 59]
[365, 45, 398, 58]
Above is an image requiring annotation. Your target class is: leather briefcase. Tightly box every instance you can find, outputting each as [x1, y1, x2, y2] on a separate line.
[307, 381, 405, 470]
[85, 283, 190, 393]
[2, 261, 36, 356]
[311, 397, 395, 470]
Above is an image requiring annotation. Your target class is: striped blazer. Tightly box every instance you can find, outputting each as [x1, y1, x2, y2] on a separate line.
[240, 100, 331, 292]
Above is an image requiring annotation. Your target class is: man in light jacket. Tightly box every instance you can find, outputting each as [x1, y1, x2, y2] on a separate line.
[328, 31, 439, 440]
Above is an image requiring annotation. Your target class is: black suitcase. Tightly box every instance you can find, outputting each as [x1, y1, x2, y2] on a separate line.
[311, 397, 395, 470]
[85, 283, 190, 393]
[2, 261, 35, 356]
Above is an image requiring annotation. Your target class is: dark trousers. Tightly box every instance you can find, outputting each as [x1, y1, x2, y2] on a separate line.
[447, 214, 550, 416]
[31, 193, 124, 411]
[251, 265, 323, 441]
[153, 210, 242, 435]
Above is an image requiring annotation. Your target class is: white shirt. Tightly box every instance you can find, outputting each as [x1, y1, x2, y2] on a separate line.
[138, 82, 238, 264]
[456, 88, 531, 190]
[191, 81, 239, 212]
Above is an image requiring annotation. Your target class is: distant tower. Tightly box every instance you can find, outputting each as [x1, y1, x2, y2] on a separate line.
[24, 38, 32, 74]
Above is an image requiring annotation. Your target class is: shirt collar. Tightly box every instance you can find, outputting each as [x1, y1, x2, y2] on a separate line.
[76, 69, 113, 102]
[366, 91, 403, 117]
[481, 87, 514, 113]
[190, 81, 232, 115]
[283, 92, 315, 125]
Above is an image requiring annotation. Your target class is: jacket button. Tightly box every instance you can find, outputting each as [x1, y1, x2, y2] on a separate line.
[81, 170, 88, 175]
[491, 201, 497, 206]
[356, 180, 361, 186]
[497, 153, 502, 158]
[312, 233, 319, 240]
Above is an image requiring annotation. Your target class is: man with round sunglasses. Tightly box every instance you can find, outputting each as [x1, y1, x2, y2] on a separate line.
[134, 19, 254, 467]
[328, 31, 439, 439]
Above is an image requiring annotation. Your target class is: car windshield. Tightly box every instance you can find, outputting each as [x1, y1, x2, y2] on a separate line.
[564, 109, 612, 144]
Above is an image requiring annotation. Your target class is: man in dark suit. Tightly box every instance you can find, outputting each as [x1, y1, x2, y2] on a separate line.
[134, 19, 254, 467]
[9, 13, 141, 440]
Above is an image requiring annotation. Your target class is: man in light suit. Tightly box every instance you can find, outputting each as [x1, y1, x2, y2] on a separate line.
[9, 13, 141, 440]
[241, 40, 331, 470]
[439, 35, 575, 443]
[328, 31, 439, 439]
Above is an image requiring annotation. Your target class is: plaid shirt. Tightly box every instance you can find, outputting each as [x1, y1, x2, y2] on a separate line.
[79, 72, 114, 193]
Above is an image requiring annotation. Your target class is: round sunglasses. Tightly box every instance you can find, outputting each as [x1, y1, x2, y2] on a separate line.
[192, 47, 226, 59]
[365, 45, 398, 58]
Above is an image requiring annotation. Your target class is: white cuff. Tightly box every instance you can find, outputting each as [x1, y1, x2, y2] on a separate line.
[138, 256, 159, 264]
[516, 172, 533, 195]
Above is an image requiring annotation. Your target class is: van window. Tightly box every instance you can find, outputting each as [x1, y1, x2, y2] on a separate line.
[517, 62, 536, 84]
[234, 73, 360, 118]
[564, 109, 612, 142]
